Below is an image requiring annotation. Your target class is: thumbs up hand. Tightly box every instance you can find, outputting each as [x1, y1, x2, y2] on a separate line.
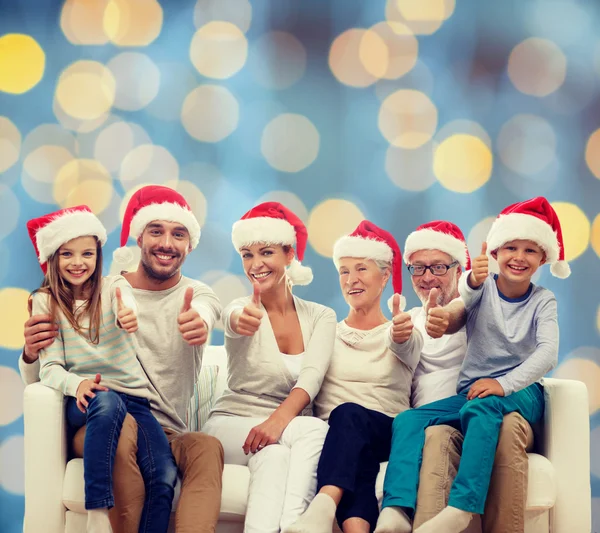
[391, 293, 414, 344]
[178, 286, 208, 346]
[469, 242, 489, 288]
[116, 287, 138, 333]
[425, 288, 450, 338]
[235, 282, 264, 337]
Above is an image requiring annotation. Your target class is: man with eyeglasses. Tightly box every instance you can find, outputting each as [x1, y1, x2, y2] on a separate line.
[398, 221, 533, 533]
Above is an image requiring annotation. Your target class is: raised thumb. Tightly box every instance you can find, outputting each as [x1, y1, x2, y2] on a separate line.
[115, 287, 123, 309]
[481, 241, 488, 256]
[94, 373, 101, 384]
[252, 281, 261, 307]
[392, 293, 400, 316]
[428, 288, 439, 309]
[181, 287, 193, 313]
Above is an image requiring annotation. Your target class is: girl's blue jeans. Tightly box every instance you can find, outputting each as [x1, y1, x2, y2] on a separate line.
[66, 390, 177, 533]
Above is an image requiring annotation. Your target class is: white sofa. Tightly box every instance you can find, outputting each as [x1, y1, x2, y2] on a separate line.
[23, 346, 591, 533]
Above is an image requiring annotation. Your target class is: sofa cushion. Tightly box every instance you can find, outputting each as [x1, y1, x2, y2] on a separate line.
[188, 364, 220, 431]
[62, 458, 249, 520]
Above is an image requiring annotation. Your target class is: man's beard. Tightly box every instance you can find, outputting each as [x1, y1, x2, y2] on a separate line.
[141, 249, 182, 281]
[415, 271, 458, 308]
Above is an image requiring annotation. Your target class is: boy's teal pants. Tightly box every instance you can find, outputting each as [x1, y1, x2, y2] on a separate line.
[382, 383, 544, 514]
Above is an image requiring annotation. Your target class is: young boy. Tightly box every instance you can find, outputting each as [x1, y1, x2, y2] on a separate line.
[374, 197, 569, 533]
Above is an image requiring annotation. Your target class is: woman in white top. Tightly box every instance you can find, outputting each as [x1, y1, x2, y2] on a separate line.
[203, 202, 337, 533]
[284, 221, 422, 533]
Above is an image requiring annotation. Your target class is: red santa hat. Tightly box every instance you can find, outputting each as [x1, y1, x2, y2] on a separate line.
[114, 185, 201, 264]
[232, 202, 313, 286]
[404, 220, 471, 270]
[27, 205, 107, 274]
[486, 196, 570, 278]
[333, 220, 405, 312]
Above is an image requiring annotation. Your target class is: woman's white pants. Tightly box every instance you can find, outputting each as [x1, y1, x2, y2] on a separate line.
[203, 415, 329, 533]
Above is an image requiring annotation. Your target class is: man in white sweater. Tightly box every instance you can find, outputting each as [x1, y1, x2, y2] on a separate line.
[19, 186, 225, 533]
[399, 221, 534, 533]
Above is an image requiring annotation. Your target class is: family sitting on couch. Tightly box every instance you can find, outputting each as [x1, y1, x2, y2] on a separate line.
[19, 186, 570, 533]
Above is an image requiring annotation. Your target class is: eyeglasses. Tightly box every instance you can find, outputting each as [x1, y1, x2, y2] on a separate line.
[407, 261, 459, 277]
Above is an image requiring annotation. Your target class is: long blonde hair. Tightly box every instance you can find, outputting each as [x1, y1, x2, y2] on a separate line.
[34, 238, 103, 344]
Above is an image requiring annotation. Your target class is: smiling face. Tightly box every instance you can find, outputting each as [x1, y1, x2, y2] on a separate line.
[492, 239, 546, 284]
[138, 220, 191, 281]
[338, 257, 389, 311]
[240, 243, 294, 293]
[57, 236, 98, 297]
[408, 249, 461, 307]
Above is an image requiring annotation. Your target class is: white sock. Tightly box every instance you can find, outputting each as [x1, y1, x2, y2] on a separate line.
[374, 506, 412, 533]
[282, 493, 337, 533]
[87, 508, 112, 533]
[414, 506, 473, 533]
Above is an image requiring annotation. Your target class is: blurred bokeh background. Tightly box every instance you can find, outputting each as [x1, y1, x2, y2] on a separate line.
[0, 0, 599, 531]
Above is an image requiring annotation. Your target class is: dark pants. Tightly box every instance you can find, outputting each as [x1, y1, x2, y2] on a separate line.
[66, 391, 178, 533]
[317, 403, 394, 532]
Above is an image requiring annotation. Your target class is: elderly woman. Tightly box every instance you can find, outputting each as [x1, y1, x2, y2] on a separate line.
[284, 221, 422, 533]
[203, 202, 337, 533]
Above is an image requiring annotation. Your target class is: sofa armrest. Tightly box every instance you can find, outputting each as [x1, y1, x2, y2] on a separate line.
[23, 383, 68, 533]
[541, 377, 591, 533]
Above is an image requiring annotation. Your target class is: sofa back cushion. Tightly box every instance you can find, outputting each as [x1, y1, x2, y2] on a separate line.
[187, 364, 219, 431]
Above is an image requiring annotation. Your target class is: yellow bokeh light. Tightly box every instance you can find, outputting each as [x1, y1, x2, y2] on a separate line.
[435, 119, 492, 149]
[359, 28, 389, 79]
[53, 97, 111, 134]
[103, 0, 163, 47]
[434, 134, 493, 193]
[308, 199, 365, 258]
[164, 179, 207, 226]
[369, 22, 418, 80]
[181, 85, 239, 143]
[378, 89, 438, 149]
[585, 129, 600, 180]
[0, 34, 45, 94]
[329, 29, 385, 88]
[386, 0, 455, 35]
[508, 38, 566, 97]
[60, 0, 110, 45]
[107, 52, 160, 111]
[53, 159, 114, 214]
[553, 358, 600, 414]
[591, 213, 600, 259]
[261, 114, 320, 173]
[497, 114, 556, 176]
[119, 145, 179, 191]
[55, 61, 116, 121]
[194, 0, 252, 34]
[552, 202, 590, 261]
[190, 21, 248, 80]
[0, 288, 31, 349]
[0, 117, 21, 173]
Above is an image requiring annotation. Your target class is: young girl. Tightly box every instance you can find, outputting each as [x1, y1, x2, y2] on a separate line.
[375, 197, 568, 533]
[27, 206, 177, 533]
